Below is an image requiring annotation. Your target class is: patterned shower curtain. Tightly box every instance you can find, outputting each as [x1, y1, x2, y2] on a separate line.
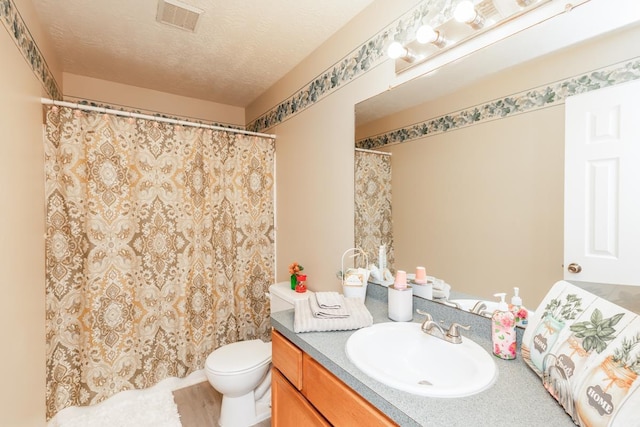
[354, 150, 394, 271]
[43, 106, 275, 419]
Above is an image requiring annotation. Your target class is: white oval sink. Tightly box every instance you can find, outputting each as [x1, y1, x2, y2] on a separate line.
[345, 322, 497, 398]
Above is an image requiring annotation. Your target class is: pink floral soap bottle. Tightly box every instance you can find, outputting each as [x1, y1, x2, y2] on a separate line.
[492, 293, 517, 360]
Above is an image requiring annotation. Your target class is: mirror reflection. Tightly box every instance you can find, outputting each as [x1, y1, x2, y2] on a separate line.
[355, 18, 640, 315]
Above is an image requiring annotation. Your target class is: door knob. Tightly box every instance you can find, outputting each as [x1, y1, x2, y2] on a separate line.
[567, 263, 582, 274]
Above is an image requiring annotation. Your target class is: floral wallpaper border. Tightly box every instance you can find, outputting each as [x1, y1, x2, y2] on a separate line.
[0, 0, 61, 100]
[7, 0, 639, 141]
[247, 1, 449, 133]
[64, 97, 245, 131]
[356, 56, 640, 150]
[4, 0, 443, 131]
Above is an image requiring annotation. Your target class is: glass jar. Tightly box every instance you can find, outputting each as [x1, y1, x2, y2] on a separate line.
[295, 274, 307, 293]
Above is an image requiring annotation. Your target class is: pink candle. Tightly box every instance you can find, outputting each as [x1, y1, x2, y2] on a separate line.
[414, 266, 427, 284]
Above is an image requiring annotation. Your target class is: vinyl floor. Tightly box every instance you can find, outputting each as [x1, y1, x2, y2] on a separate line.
[173, 381, 271, 427]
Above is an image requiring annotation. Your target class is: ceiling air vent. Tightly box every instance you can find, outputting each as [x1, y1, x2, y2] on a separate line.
[156, 0, 203, 32]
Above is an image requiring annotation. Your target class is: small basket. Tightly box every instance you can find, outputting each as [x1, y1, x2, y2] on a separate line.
[341, 248, 370, 301]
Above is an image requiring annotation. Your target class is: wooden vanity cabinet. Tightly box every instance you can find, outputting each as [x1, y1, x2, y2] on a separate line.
[272, 368, 330, 426]
[271, 329, 397, 427]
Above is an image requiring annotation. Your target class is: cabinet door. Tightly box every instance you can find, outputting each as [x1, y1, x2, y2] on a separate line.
[272, 368, 330, 427]
[302, 354, 397, 427]
[272, 330, 303, 389]
[565, 79, 640, 285]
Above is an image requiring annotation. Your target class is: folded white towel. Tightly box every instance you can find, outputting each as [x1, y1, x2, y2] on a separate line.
[309, 294, 349, 318]
[432, 281, 451, 299]
[315, 292, 343, 309]
[294, 297, 373, 333]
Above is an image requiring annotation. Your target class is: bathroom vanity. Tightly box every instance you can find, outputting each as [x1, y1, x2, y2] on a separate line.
[271, 284, 576, 426]
[272, 329, 395, 426]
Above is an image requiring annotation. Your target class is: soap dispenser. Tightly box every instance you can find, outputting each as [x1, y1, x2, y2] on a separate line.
[492, 293, 517, 360]
[510, 286, 528, 327]
[510, 287, 522, 309]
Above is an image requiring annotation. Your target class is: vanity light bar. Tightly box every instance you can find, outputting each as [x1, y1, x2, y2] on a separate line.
[387, 0, 551, 73]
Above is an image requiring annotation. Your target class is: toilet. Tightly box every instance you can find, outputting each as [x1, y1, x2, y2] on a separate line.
[204, 282, 313, 427]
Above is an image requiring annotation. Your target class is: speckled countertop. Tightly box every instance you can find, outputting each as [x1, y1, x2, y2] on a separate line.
[270, 283, 575, 427]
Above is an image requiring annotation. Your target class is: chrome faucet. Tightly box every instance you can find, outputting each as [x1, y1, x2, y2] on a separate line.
[416, 309, 470, 344]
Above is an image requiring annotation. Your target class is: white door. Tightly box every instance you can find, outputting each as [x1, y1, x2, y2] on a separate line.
[565, 79, 640, 286]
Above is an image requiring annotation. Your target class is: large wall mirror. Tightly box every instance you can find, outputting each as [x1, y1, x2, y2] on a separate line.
[355, 3, 640, 313]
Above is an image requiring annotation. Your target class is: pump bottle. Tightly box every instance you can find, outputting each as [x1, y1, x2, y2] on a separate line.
[491, 293, 517, 360]
[510, 286, 528, 327]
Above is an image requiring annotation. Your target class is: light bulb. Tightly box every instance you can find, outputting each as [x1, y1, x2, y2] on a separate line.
[454, 1, 477, 23]
[416, 25, 446, 48]
[454, 0, 484, 29]
[416, 25, 437, 44]
[387, 41, 407, 59]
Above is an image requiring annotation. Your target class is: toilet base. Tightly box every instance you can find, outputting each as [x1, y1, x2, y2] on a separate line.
[218, 389, 271, 427]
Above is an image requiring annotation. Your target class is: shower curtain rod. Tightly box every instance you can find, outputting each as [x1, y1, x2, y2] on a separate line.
[41, 98, 277, 140]
[355, 147, 391, 156]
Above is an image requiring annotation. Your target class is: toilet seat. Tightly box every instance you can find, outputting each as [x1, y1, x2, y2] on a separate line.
[205, 339, 272, 375]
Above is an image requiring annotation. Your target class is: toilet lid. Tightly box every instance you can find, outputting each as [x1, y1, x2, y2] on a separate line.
[206, 339, 272, 374]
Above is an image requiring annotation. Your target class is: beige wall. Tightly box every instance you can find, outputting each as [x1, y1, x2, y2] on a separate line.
[63, 73, 245, 126]
[248, 0, 420, 289]
[356, 25, 640, 307]
[0, 4, 49, 427]
[391, 108, 564, 307]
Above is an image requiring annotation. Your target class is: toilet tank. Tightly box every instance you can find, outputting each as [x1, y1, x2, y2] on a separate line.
[269, 281, 313, 313]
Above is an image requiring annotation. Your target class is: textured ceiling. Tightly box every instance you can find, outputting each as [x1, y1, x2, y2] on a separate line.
[32, 0, 375, 107]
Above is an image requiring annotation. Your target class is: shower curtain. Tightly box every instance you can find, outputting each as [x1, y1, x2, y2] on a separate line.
[44, 106, 275, 418]
[354, 150, 394, 271]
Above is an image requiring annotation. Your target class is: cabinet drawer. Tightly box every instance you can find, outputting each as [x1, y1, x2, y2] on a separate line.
[272, 368, 330, 427]
[302, 353, 397, 427]
[272, 329, 303, 390]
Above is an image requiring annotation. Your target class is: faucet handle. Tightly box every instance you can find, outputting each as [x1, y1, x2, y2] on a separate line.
[446, 323, 471, 344]
[439, 299, 462, 309]
[470, 301, 487, 314]
[416, 309, 432, 321]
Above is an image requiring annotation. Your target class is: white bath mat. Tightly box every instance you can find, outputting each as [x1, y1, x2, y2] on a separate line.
[48, 370, 207, 427]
